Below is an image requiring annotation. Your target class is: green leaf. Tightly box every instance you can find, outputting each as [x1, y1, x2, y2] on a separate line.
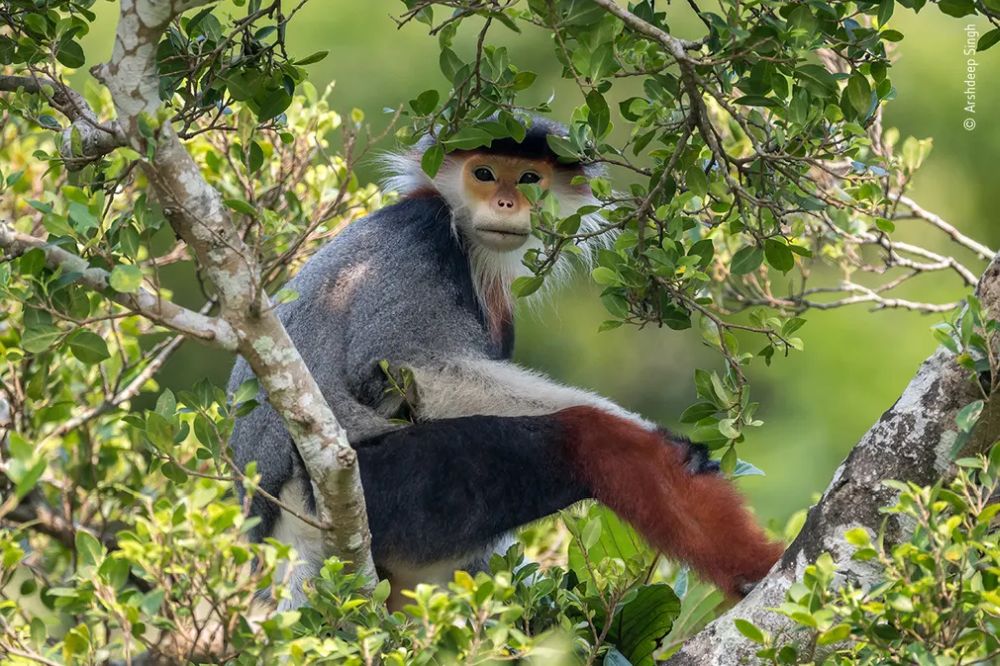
[874, 217, 895, 233]
[512, 70, 537, 90]
[721, 446, 737, 474]
[582, 516, 602, 549]
[545, 134, 580, 160]
[56, 40, 86, 69]
[718, 418, 740, 439]
[607, 584, 681, 665]
[255, 90, 293, 122]
[733, 95, 781, 108]
[586, 90, 611, 139]
[734, 618, 766, 644]
[444, 127, 493, 151]
[876, 0, 894, 25]
[75, 531, 104, 568]
[846, 75, 872, 115]
[294, 50, 328, 66]
[23, 13, 49, 36]
[14, 459, 46, 500]
[661, 305, 691, 330]
[730, 246, 763, 275]
[118, 225, 141, 258]
[141, 589, 165, 615]
[373, 578, 391, 604]
[889, 595, 914, 612]
[688, 238, 714, 267]
[67, 201, 98, 233]
[99, 557, 130, 590]
[161, 461, 188, 483]
[21, 325, 62, 353]
[410, 89, 440, 115]
[109, 265, 143, 293]
[234, 378, 260, 404]
[763, 238, 794, 273]
[598, 508, 643, 561]
[67, 330, 110, 364]
[224, 198, 258, 217]
[604, 648, 632, 666]
[817, 623, 852, 645]
[978, 29, 1000, 52]
[156, 389, 176, 417]
[439, 47, 463, 81]
[795, 65, 838, 95]
[145, 412, 177, 449]
[421, 143, 445, 178]
[685, 166, 708, 198]
[37, 114, 62, 130]
[136, 112, 158, 139]
[733, 459, 765, 477]
[248, 140, 264, 173]
[844, 527, 871, 547]
[680, 402, 717, 423]
[20, 247, 47, 275]
[511, 275, 543, 297]
[938, 0, 975, 17]
[224, 71, 257, 101]
[592, 266, 620, 286]
[956, 399, 984, 432]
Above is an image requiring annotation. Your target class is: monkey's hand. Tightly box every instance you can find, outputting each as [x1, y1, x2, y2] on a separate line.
[665, 434, 721, 476]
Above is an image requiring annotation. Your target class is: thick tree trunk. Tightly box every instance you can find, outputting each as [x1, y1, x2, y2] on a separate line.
[667, 258, 1000, 664]
[90, 0, 377, 588]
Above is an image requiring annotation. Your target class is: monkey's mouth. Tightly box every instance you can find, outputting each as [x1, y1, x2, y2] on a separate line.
[474, 226, 531, 251]
[475, 226, 529, 237]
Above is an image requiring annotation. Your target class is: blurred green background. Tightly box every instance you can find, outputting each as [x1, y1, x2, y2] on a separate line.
[79, 2, 999, 526]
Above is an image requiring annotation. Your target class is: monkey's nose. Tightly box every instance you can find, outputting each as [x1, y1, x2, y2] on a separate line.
[496, 198, 515, 209]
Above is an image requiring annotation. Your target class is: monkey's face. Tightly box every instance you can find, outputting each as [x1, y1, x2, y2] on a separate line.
[460, 155, 553, 252]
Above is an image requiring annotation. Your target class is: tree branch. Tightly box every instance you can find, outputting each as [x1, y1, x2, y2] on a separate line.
[665, 256, 1000, 665]
[0, 74, 125, 168]
[0, 223, 237, 348]
[894, 194, 995, 261]
[46, 330, 189, 440]
[90, 0, 376, 590]
[589, 0, 704, 55]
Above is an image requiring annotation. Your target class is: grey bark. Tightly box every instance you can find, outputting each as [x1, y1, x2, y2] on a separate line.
[88, 0, 377, 588]
[0, 74, 125, 168]
[0, 0, 377, 590]
[666, 257, 1000, 665]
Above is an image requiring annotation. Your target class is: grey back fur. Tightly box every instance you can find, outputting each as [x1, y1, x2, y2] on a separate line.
[227, 195, 506, 540]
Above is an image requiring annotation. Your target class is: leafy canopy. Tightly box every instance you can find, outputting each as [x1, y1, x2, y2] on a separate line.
[0, 0, 998, 664]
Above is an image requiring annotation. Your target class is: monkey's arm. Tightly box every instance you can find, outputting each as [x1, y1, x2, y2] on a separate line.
[356, 407, 782, 597]
[404, 357, 655, 428]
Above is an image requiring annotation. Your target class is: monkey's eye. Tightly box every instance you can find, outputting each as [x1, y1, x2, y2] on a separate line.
[518, 171, 541, 185]
[473, 167, 496, 182]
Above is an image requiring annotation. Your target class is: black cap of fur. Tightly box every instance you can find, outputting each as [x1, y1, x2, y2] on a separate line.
[485, 116, 570, 161]
[418, 115, 603, 178]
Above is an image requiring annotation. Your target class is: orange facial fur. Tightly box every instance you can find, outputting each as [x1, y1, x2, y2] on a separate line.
[457, 154, 555, 252]
[462, 154, 554, 210]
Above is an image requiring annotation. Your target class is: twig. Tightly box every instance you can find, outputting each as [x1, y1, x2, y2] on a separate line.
[895, 194, 995, 260]
[0, 223, 237, 348]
